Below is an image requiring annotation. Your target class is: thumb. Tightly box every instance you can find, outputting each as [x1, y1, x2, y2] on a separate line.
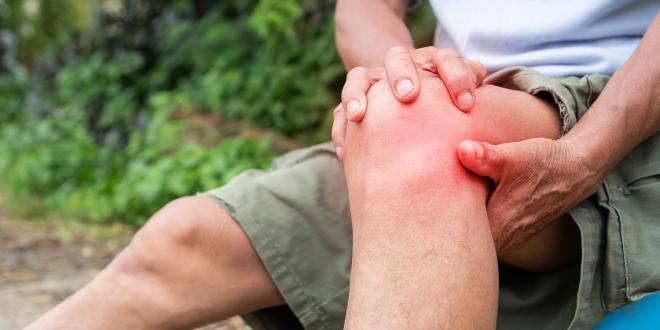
[457, 140, 512, 181]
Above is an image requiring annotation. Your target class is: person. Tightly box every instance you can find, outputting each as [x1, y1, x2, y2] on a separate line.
[28, 0, 660, 329]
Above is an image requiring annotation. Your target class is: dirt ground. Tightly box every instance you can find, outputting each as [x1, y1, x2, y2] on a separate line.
[0, 213, 248, 330]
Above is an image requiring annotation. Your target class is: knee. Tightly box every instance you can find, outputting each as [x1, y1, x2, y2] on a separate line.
[114, 196, 232, 274]
[348, 72, 473, 160]
[344, 72, 479, 191]
[141, 196, 225, 248]
[344, 70, 560, 163]
[103, 196, 281, 322]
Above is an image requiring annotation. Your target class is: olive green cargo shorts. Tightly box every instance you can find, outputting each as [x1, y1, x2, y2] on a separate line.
[204, 67, 660, 330]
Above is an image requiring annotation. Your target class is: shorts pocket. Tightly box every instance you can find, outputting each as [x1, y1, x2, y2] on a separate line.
[603, 134, 660, 308]
[619, 167, 660, 299]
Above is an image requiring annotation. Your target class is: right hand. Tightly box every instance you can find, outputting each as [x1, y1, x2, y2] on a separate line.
[333, 47, 487, 159]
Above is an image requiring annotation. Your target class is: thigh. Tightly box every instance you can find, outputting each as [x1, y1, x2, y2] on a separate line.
[204, 143, 352, 330]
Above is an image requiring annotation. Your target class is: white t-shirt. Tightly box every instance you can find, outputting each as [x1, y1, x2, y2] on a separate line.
[425, 0, 659, 77]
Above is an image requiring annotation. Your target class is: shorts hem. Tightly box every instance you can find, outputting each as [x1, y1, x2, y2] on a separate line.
[203, 190, 329, 330]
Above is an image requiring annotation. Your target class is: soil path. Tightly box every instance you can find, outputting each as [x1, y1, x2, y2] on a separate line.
[0, 215, 247, 329]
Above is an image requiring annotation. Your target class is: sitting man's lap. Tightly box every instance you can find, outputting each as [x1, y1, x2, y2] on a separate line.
[344, 70, 578, 269]
[210, 68, 589, 329]
[341, 69, 580, 328]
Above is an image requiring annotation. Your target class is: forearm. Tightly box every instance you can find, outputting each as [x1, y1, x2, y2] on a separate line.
[335, 0, 414, 69]
[564, 13, 660, 173]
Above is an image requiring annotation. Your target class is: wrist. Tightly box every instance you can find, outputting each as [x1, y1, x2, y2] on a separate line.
[559, 135, 610, 184]
[560, 96, 635, 178]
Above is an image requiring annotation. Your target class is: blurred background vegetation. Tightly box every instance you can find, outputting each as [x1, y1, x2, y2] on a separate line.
[0, 0, 435, 227]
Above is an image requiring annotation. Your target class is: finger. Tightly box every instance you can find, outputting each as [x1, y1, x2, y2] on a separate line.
[457, 140, 511, 182]
[331, 105, 348, 160]
[432, 48, 461, 62]
[341, 67, 383, 122]
[384, 46, 420, 102]
[435, 56, 477, 111]
[465, 59, 487, 86]
[413, 47, 460, 74]
[410, 46, 438, 72]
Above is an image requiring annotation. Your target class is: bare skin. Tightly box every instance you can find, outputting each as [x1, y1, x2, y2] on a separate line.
[27, 197, 284, 330]
[342, 71, 579, 328]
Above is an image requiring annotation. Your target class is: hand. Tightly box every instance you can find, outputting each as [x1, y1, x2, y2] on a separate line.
[332, 47, 487, 159]
[456, 138, 604, 251]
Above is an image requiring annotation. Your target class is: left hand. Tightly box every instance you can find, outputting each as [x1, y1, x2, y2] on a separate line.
[456, 137, 605, 252]
[332, 47, 487, 160]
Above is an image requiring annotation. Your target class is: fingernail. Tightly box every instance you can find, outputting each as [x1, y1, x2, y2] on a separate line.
[347, 100, 360, 117]
[335, 146, 344, 160]
[457, 91, 474, 109]
[396, 78, 414, 97]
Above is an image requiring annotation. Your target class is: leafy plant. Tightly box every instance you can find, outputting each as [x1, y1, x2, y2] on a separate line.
[0, 0, 434, 226]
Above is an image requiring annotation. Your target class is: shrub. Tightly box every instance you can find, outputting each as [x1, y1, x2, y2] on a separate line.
[0, 0, 434, 226]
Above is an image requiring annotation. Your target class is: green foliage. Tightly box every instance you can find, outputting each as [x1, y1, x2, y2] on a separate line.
[0, 0, 435, 226]
[0, 67, 28, 121]
[156, 0, 343, 141]
[0, 88, 274, 225]
[0, 0, 91, 67]
[249, 0, 302, 39]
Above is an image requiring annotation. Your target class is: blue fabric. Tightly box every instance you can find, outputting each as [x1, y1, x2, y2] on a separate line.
[596, 292, 660, 330]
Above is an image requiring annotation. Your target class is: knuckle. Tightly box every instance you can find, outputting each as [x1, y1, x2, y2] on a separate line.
[434, 48, 459, 61]
[411, 47, 436, 66]
[468, 59, 486, 72]
[341, 89, 361, 103]
[444, 58, 471, 72]
[391, 55, 414, 69]
[416, 46, 437, 55]
[481, 144, 497, 163]
[347, 66, 367, 79]
[386, 46, 409, 58]
[444, 48, 460, 58]
[388, 68, 413, 83]
[437, 60, 468, 81]
[386, 55, 415, 75]
[341, 83, 359, 99]
[444, 74, 470, 91]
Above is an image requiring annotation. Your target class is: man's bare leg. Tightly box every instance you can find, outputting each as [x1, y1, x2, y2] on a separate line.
[342, 71, 569, 328]
[344, 155, 498, 329]
[27, 196, 284, 330]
